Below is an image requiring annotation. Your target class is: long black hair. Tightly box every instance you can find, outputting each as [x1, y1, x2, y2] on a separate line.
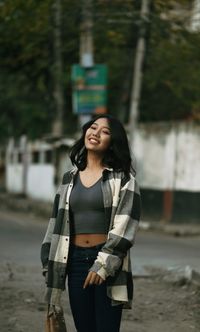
[70, 114, 136, 176]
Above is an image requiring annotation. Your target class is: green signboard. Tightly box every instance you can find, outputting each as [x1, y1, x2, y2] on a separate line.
[71, 64, 107, 114]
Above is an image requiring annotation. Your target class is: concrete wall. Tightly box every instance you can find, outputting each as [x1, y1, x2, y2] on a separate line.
[6, 138, 25, 194]
[27, 165, 55, 201]
[133, 122, 200, 192]
[6, 137, 74, 202]
[6, 164, 24, 194]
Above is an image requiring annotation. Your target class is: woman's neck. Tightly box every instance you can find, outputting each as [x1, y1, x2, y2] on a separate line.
[86, 151, 104, 171]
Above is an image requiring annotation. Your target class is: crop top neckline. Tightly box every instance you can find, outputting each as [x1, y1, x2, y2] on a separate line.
[78, 173, 102, 189]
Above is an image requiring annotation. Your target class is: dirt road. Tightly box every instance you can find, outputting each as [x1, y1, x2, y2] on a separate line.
[1, 263, 199, 332]
[0, 210, 200, 332]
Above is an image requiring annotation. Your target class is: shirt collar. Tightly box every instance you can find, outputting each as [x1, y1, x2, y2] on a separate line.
[69, 165, 113, 181]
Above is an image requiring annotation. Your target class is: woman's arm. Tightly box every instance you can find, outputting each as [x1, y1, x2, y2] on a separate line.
[89, 175, 141, 280]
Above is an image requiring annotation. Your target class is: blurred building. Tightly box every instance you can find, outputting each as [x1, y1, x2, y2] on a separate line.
[133, 121, 200, 223]
[5, 136, 74, 202]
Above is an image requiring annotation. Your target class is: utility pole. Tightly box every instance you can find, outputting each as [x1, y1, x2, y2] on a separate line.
[129, 0, 150, 143]
[80, 0, 94, 68]
[79, 0, 94, 127]
[52, 0, 64, 137]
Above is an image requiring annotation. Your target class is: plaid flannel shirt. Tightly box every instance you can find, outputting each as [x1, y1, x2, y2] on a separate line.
[40, 167, 141, 308]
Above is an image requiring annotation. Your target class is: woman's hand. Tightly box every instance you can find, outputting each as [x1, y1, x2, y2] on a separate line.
[83, 271, 104, 289]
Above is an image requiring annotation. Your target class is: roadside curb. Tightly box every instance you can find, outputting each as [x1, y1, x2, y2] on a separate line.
[139, 221, 200, 237]
[0, 191, 51, 219]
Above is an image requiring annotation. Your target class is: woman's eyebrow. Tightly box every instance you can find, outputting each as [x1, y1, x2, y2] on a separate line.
[93, 122, 110, 130]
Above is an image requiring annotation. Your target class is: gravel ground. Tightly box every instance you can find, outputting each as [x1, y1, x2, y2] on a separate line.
[0, 263, 200, 332]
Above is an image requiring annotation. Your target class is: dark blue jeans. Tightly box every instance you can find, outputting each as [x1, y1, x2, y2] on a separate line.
[67, 243, 122, 332]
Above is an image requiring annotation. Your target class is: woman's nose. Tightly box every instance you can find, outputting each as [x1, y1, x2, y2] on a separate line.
[93, 130, 100, 137]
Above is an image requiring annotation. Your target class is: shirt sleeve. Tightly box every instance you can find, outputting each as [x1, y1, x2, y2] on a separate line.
[89, 174, 141, 280]
[40, 191, 60, 275]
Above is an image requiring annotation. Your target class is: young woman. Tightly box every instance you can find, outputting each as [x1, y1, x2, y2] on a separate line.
[41, 114, 141, 332]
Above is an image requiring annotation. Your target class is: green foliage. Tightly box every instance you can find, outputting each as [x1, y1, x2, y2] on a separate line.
[140, 0, 200, 121]
[0, 0, 200, 145]
[0, 0, 55, 142]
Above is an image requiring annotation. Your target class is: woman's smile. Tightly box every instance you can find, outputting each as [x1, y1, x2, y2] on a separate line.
[88, 136, 100, 144]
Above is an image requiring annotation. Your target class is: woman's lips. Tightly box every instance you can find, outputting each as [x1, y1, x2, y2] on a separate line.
[88, 137, 100, 144]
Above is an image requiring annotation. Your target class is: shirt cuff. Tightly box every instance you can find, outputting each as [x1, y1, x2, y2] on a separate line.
[89, 262, 108, 280]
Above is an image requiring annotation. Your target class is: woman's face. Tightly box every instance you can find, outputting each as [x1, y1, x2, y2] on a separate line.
[85, 117, 111, 154]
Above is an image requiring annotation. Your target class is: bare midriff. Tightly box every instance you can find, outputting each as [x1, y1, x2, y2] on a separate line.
[71, 234, 107, 247]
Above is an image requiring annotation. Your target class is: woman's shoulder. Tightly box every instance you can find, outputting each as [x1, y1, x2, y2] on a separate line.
[108, 169, 135, 186]
[61, 167, 78, 184]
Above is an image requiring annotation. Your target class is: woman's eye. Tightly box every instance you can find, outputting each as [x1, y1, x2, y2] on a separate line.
[103, 130, 110, 135]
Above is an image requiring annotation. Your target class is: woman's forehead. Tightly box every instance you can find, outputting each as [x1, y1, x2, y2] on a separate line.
[93, 117, 110, 128]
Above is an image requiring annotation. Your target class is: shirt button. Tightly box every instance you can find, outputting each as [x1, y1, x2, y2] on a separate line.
[66, 238, 68, 241]
[64, 257, 66, 259]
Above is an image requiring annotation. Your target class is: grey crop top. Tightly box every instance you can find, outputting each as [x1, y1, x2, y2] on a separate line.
[69, 173, 109, 235]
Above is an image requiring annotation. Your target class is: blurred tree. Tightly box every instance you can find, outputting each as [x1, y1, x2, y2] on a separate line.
[0, 0, 55, 141]
[0, 0, 199, 144]
[140, 0, 200, 121]
[0, 0, 80, 143]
